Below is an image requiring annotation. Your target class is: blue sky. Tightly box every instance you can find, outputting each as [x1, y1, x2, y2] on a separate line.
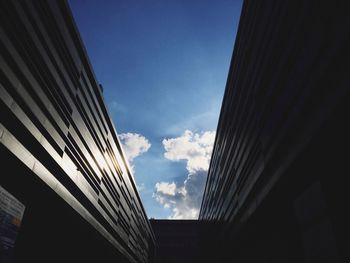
[69, 0, 242, 219]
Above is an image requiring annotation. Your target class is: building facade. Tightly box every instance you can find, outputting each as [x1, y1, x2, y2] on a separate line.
[0, 1, 154, 262]
[200, 0, 350, 262]
[150, 220, 202, 263]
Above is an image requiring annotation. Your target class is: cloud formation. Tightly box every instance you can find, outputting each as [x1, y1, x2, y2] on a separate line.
[119, 133, 151, 175]
[154, 130, 216, 219]
[155, 182, 177, 196]
[153, 182, 182, 209]
[163, 130, 215, 173]
[119, 132, 151, 162]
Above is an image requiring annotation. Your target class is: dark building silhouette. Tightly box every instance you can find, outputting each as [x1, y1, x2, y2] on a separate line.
[150, 220, 201, 263]
[2, 0, 350, 262]
[0, 1, 154, 262]
[200, 0, 350, 262]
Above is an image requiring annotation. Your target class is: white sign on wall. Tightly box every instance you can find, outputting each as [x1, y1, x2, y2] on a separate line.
[0, 185, 25, 262]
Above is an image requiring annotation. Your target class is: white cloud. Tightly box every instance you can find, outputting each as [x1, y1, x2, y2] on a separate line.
[154, 130, 216, 219]
[136, 183, 145, 192]
[162, 130, 215, 174]
[155, 182, 177, 196]
[119, 132, 151, 176]
[153, 182, 185, 210]
[119, 133, 151, 162]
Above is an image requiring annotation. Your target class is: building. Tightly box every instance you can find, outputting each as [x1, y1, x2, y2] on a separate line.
[150, 220, 201, 263]
[0, 1, 155, 262]
[200, 0, 350, 262]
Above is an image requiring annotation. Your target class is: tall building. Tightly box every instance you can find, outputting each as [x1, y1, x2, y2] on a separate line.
[200, 0, 350, 262]
[0, 1, 154, 262]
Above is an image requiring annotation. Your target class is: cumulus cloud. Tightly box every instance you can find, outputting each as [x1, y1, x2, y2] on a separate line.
[119, 133, 151, 174]
[119, 133, 151, 162]
[155, 182, 177, 196]
[163, 130, 215, 173]
[153, 182, 183, 209]
[154, 130, 216, 219]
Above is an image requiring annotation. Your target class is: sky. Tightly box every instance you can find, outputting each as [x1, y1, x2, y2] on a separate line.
[69, 0, 242, 219]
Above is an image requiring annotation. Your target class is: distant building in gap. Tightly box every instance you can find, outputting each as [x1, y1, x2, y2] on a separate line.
[0, 1, 155, 262]
[199, 0, 350, 262]
[150, 219, 202, 263]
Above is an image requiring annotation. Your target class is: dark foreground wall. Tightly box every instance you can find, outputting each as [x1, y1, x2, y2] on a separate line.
[150, 220, 201, 263]
[200, 0, 350, 262]
[0, 1, 154, 262]
[0, 145, 129, 262]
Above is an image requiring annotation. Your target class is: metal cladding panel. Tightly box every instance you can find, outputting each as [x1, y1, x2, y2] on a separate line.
[199, 0, 350, 224]
[0, 1, 155, 262]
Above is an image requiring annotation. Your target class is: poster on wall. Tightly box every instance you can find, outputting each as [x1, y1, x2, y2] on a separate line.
[0, 185, 25, 263]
